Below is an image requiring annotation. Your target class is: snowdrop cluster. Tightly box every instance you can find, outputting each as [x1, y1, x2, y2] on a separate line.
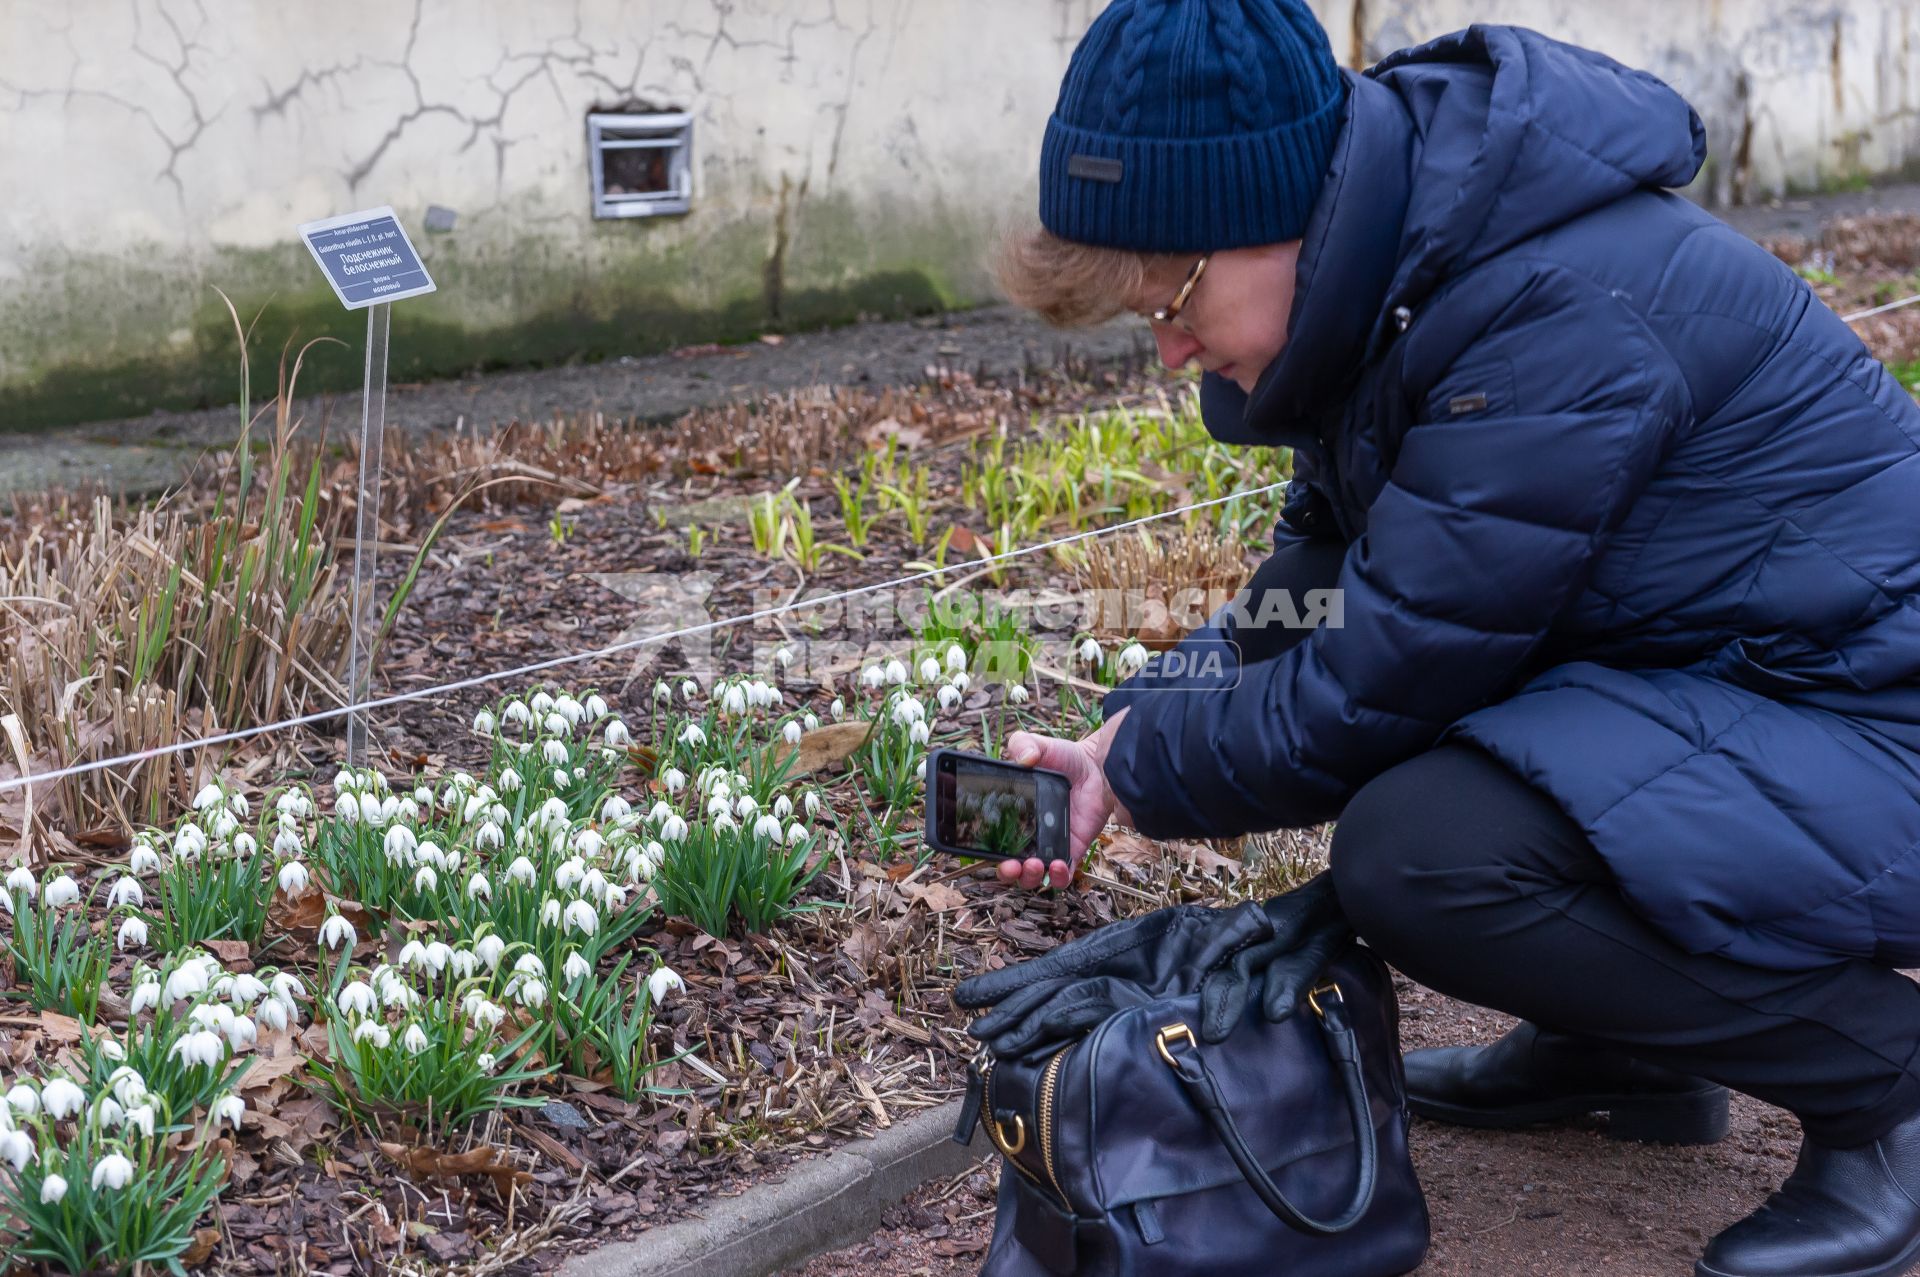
[481, 687, 631, 792]
[0, 864, 83, 916]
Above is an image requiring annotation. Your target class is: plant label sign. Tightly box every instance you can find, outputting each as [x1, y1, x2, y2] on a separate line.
[297, 206, 437, 310]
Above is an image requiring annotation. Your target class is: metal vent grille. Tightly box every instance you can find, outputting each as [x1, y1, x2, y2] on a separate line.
[587, 112, 693, 220]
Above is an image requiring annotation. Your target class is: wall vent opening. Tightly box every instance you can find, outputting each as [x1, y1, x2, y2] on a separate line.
[588, 111, 693, 220]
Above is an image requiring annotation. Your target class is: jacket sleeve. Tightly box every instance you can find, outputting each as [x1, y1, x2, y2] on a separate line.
[1101, 266, 1690, 838]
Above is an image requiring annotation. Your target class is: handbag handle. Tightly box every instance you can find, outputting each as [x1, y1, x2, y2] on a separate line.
[1156, 983, 1378, 1235]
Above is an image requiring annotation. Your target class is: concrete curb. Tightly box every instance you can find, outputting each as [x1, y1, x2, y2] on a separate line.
[561, 1100, 991, 1277]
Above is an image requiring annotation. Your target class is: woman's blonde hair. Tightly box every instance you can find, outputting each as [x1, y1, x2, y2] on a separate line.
[993, 219, 1186, 329]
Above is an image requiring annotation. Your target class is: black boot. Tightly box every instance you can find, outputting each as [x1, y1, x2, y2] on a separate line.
[1404, 1020, 1730, 1144]
[1697, 1107, 1920, 1277]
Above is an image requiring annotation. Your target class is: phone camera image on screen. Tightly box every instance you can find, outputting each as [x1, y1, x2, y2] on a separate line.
[931, 751, 1069, 861]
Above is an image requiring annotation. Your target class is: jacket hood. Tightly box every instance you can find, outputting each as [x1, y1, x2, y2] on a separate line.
[1210, 24, 1708, 448]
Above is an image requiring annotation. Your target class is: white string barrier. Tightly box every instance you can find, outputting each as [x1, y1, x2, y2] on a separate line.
[0, 480, 1290, 795]
[8, 287, 1914, 797]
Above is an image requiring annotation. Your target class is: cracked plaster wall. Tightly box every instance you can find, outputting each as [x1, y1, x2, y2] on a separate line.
[1, 0, 1915, 428]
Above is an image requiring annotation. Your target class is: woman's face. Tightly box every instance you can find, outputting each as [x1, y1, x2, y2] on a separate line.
[1130, 241, 1301, 394]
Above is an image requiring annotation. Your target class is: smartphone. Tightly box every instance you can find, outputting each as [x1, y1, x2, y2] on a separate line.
[924, 747, 1072, 862]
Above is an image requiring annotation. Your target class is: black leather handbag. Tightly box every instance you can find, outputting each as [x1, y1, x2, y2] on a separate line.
[949, 876, 1429, 1276]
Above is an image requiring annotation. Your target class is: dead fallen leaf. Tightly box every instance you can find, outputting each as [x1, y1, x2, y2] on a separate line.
[768, 719, 874, 777]
[204, 939, 252, 967]
[181, 1227, 222, 1265]
[901, 881, 968, 912]
[378, 1142, 533, 1200]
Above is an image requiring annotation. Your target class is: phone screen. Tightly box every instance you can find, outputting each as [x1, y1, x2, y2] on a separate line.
[931, 750, 1069, 860]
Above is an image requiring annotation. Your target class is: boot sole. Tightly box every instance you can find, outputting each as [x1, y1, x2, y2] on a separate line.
[1694, 1222, 1920, 1277]
[1410, 1085, 1730, 1145]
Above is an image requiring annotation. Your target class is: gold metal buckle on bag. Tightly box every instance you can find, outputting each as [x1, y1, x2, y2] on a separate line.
[1154, 1022, 1195, 1068]
[984, 1111, 1027, 1156]
[1308, 982, 1343, 1019]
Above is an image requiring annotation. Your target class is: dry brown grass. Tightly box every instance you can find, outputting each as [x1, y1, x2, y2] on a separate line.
[1067, 522, 1250, 646]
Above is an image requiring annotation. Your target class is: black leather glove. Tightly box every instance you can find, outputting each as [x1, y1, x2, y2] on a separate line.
[1195, 871, 1351, 1042]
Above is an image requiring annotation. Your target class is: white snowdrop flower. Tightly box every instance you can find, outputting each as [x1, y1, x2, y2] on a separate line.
[228, 973, 267, 1007]
[515, 978, 547, 1009]
[734, 794, 759, 819]
[472, 709, 497, 736]
[661, 767, 687, 796]
[555, 857, 586, 891]
[830, 697, 847, 720]
[648, 799, 675, 825]
[503, 699, 532, 728]
[334, 794, 360, 825]
[208, 810, 240, 842]
[774, 646, 794, 670]
[476, 934, 507, 969]
[1078, 638, 1103, 665]
[92, 1153, 134, 1191]
[602, 795, 632, 823]
[0, 1130, 31, 1172]
[467, 873, 493, 902]
[1118, 642, 1151, 674]
[720, 684, 748, 717]
[40, 1077, 83, 1121]
[890, 697, 925, 727]
[97, 1040, 125, 1063]
[232, 831, 259, 859]
[129, 979, 161, 1016]
[885, 658, 909, 685]
[643, 840, 665, 868]
[128, 843, 161, 875]
[860, 664, 885, 690]
[564, 900, 598, 936]
[191, 1001, 233, 1032]
[498, 768, 523, 794]
[544, 712, 570, 738]
[753, 813, 784, 842]
[557, 695, 585, 726]
[682, 678, 700, 702]
[193, 783, 225, 811]
[107, 1068, 147, 1109]
[605, 883, 628, 911]
[398, 940, 429, 972]
[269, 971, 303, 1004]
[106, 877, 143, 909]
[586, 692, 609, 720]
[43, 875, 79, 908]
[661, 813, 689, 843]
[788, 822, 809, 845]
[1009, 683, 1030, 704]
[215, 1095, 246, 1129]
[654, 680, 674, 704]
[773, 719, 801, 747]
[40, 1172, 68, 1203]
[539, 797, 570, 828]
[606, 719, 632, 748]
[93, 1095, 125, 1127]
[450, 948, 478, 979]
[937, 685, 962, 711]
[563, 951, 592, 984]
[952, 671, 972, 692]
[172, 1030, 224, 1069]
[124, 1104, 158, 1135]
[164, 961, 211, 1004]
[228, 791, 251, 819]
[552, 767, 573, 789]
[514, 953, 547, 978]
[804, 791, 824, 819]
[574, 828, 605, 860]
[402, 1024, 430, 1055]
[647, 966, 685, 1004]
[257, 998, 289, 1032]
[272, 828, 304, 859]
[530, 691, 555, 716]
[357, 792, 384, 826]
[946, 643, 968, 672]
[321, 914, 357, 951]
[713, 810, 739, 833]
[919, 656, 941, 683]
[224, 1016, 257, 1051]
[477, 1052, 498, 1074]
[799, 709, 818, 731]
[275, 791, 304, 817]
[337, 982, 378, 1018]
[506, 857, 537, 887]
[475, 820, 505, 852]
[174, 825, 208, 860]
[413, 865, 439, 893]
[772, 795, 794, 821]
[542, 898, 563, 927]
[915, 758, 927, 782]
[424, 942, 453, 974]
[5, 1083, 39, 1117]
[542, 738, 570, 766]
[352, 1020, 392, 1049]
[910, 721, 932, 746]
[278, 861, 310, 893]
[116, 916, 148, 951]
[582, 867, 609, 901]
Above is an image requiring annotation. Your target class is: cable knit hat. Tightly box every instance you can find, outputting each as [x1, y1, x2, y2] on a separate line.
[1040, 0, 1345, 252]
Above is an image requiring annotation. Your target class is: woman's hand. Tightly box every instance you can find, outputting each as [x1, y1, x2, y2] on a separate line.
[994, 706, 1136, 891]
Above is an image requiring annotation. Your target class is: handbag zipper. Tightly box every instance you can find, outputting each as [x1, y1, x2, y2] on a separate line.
[1038, 1047, 1069, 1206]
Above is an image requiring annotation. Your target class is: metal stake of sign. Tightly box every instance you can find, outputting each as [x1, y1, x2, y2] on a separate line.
[295, 204, 436, 774]
[345, 302, 391, 769]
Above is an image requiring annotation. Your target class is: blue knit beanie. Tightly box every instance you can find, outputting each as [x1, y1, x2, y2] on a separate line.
[1040, 0, 1345, 252]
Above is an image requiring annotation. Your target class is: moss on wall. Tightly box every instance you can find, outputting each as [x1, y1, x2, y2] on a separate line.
[0, 191, 988, 431]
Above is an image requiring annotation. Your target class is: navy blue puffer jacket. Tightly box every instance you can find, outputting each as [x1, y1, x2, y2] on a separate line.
[1101, 26, 1920, 973]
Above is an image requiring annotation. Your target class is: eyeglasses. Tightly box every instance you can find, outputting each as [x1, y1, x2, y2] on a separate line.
[1149, 254, 1211, 328]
